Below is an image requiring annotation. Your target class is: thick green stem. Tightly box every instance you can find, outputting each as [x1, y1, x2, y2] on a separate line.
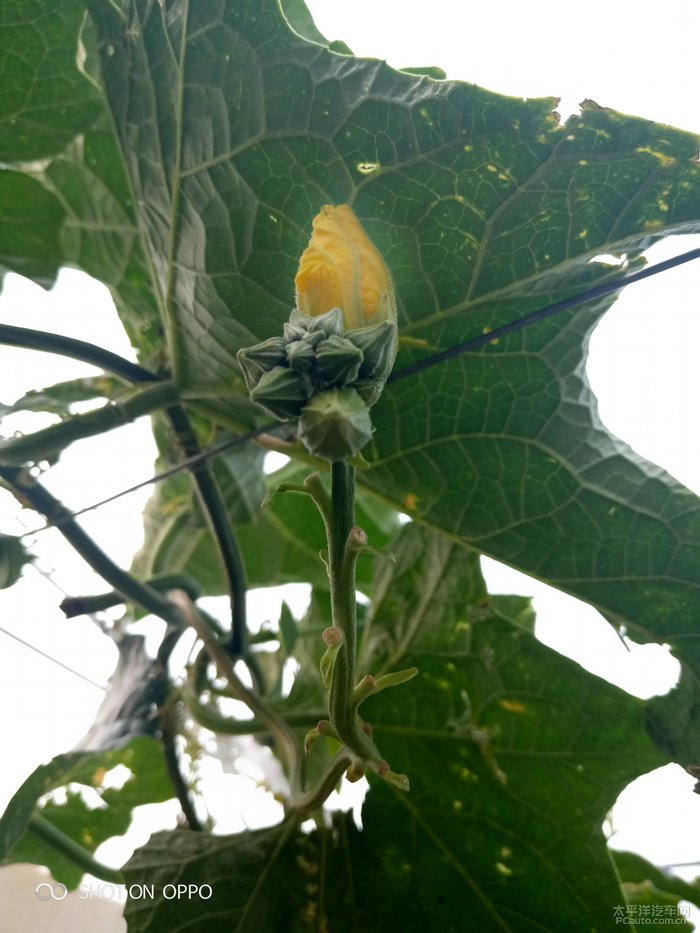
[160, 694, 203, 831]
[60, 573, 201, 618]
[28, 814, 124, 884]
[0, 382, 177, 465]
[325, 463, 380, 762]
[0, 467, 185, 630]
[0, 323, 158, 384]
[0, 321, 253, 672]
[292, 751, 354, 816]
[329, 462, 356, 663]
[327, 463, 356, 745]
[184, 685, 324, 735]
[163, 405, 252, 668]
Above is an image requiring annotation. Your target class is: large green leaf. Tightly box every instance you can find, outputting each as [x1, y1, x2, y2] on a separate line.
[0, 1, 102, 162]
[355, 526, 667, 931]
[0, 171, 66, 286]
[0, 2, 161, 343]
[122, 813, 383, 933]
[4, 0, 700, 664]
[41, 121, 162, 353]
[358, 532, 675, 927]
[74, 0, 700, 668]
[361, 632, 661, 932]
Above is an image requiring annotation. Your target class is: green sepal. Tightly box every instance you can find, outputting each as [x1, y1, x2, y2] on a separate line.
[286, 306, 344, 339]
[236, 336, 287, 390]
[298, 388, 373, 462]
[304, 725, 321, 756]
[347, 321, 398, 405]
[314, 335, 364, 387]
[286, 337, 317, 373]
[249, 366, 309, 420]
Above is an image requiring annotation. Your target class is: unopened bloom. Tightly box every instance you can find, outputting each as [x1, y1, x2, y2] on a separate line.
[295, 204, 397, 331]
[236, 205, 399, 461]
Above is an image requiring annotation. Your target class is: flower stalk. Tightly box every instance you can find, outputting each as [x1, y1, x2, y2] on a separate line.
[237, 204, 416, 808]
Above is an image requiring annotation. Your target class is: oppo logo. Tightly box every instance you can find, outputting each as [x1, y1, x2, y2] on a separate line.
[35, 882, 68, 901]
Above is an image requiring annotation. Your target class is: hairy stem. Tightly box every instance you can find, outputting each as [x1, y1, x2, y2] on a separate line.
[327, 462, 364, 750]
[28, 814, 124, 884]
[160, 694, 203, 831]
[0, 382, 177, 465]
[292, 751, 354, 817]
[329, 462, 356, 668]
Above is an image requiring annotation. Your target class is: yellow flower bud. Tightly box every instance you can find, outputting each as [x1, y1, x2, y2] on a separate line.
[295, 204, 397, 331]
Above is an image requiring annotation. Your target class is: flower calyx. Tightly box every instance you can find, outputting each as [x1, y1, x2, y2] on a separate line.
[236, 205, 398, 461]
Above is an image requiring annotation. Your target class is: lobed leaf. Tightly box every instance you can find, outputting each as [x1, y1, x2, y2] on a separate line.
[123, 813, 378, 933]
[362, 612, 666, 931]
[76, 0, 700, 677]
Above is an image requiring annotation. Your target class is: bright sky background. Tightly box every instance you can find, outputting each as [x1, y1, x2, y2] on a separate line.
[1, 0, 700, 923]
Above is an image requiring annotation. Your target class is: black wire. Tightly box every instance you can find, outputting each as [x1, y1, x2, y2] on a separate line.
[388, 246, 700, 384]
[14, 244, 700, 537]
[0, 624, 106, 690]
[18, 421, 279, 535]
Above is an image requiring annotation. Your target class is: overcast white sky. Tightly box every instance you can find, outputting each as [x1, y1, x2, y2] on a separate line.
[1, 0, 700, 920]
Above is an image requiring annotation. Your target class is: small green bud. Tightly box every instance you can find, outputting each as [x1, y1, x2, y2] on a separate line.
[314, 335, 364, 387]
[249, 366, 309, 420]
[347, 526, 368, 551]
[322, 626, 343, 646]
[236, 336, 287, 390]
[298, 388, 373, 462]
